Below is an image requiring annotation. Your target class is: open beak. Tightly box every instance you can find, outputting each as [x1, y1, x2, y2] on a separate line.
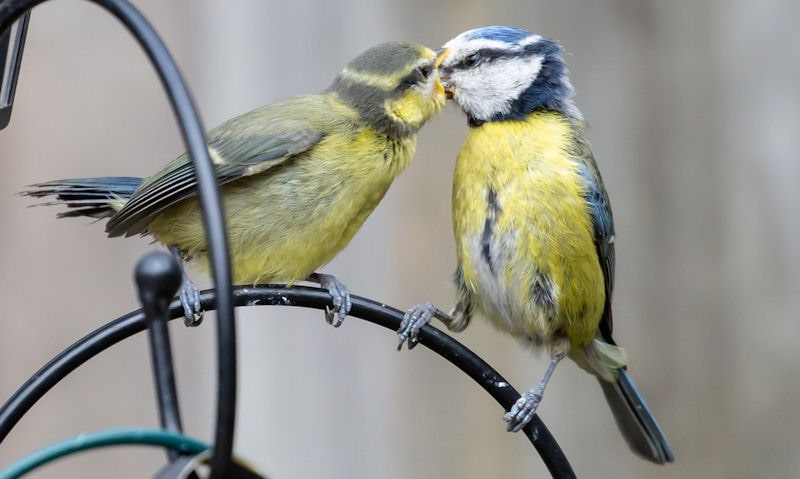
[434, 48, 452, 98]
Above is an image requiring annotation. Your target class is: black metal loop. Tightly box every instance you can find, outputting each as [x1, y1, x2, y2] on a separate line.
[0, 1, 237, 476]
[0, 286, 576, 478]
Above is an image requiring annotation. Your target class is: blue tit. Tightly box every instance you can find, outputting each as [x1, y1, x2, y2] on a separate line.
[23, 42, 446, 326]
[398, 26, 673, 464]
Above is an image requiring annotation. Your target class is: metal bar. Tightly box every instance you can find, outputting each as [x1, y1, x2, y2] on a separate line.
[135, 251, 185, 461]
[0, 286, 575, 478]
[0, 2, 238, 476]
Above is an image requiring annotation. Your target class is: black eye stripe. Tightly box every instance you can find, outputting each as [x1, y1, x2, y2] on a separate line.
[460, 53, 479, 68]
[457, 47, 534, 69]
[398, 62, 432, 88]
[477, 48, 507, 59]
[399, 71, 421, 87]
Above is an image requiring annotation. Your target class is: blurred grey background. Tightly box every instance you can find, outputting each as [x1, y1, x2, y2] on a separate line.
[1, 0, 798, 477]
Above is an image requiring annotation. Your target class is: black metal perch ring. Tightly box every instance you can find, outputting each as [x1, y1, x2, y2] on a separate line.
[0, 0, 238, 476]
[0, 286, 575, 478]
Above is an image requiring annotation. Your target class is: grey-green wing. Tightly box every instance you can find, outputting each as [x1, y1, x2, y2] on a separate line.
[105, 97, 328, 237]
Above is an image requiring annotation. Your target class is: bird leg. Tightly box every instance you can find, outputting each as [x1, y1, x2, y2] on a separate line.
[169, 246, 203, 327]
[398, 302, 441, 350]
[397, 300, 471, 350]
[504, 339, 568, 432]
[307, 272, 351, 327]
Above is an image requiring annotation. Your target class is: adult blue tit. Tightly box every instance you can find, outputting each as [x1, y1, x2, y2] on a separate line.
[397, 26, 673, 463]
[24, 42, 446, 326]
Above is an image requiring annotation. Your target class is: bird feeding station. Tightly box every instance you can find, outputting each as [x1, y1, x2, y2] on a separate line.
[0, 2, 574, 477]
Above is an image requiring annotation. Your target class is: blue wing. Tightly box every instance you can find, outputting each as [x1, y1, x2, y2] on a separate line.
[573, 125, 616, 341]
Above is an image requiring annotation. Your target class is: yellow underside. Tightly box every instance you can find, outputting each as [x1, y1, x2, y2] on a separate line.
[148, 127, 415, 285]
[453, 112, 605, 349]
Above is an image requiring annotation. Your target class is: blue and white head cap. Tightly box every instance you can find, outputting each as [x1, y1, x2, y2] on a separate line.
[439, 26, 581, 122]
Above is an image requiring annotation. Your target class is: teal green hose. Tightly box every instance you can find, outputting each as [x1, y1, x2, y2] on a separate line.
[0, 428, 208, 478]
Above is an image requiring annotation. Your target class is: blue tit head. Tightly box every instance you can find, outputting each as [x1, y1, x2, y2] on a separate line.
[437, 26, 581, 125]
[326, 42, 446, 139]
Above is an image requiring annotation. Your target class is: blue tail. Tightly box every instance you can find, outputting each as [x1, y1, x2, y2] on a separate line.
[599, 368, 674, 463]
[22, 177, 142, 220]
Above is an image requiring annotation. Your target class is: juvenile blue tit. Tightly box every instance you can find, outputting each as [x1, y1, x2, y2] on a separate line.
[398, 26, 673, 463]
[24, 42, 446, 326]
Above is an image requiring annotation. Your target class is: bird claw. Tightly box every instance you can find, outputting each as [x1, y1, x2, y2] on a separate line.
[179, 277, 203, 327]
[317, 274, 351, 327]
[503, 386, 544, 432]
[323, 305, 336, 325]
[397, 302, 437, 350]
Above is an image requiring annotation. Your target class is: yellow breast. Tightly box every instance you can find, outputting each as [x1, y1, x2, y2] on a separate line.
[453, 112, 605, 347]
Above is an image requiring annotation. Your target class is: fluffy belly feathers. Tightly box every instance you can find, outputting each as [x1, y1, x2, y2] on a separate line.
[453, 114, 605, 347]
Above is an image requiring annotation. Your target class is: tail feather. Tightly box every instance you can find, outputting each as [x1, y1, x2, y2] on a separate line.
[599, 368, 674, 464]
[22, 177, 142, 220]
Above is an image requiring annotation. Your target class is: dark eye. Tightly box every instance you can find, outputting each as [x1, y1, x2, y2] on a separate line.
[400, 64, 432, 87]
[417, 64, 432, 79]
[461, 53, 480, 68]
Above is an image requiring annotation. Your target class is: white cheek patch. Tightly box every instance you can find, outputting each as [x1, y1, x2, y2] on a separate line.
[452, 55, 543, 121]
[411, 73, 436, 95]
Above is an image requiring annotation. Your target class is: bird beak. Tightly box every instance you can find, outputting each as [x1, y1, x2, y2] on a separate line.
[434, 48, 452, 98]
[434, 48, 450, 68]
